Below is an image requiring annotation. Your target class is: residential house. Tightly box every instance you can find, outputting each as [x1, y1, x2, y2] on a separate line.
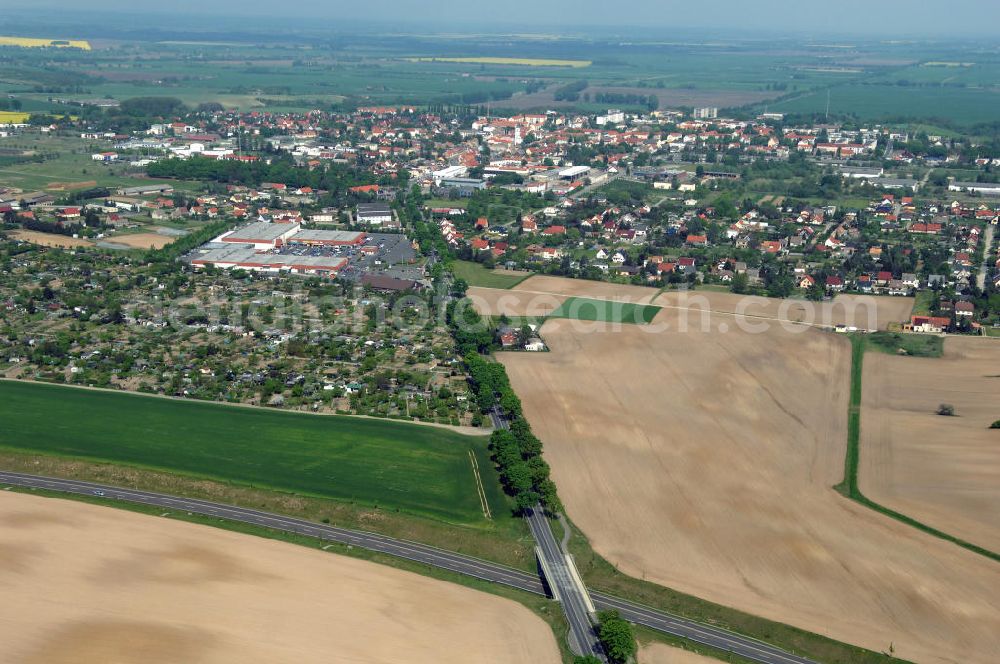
[955, 301, 975, 317]
[825, 275, 845, 292]
[908, 315, 950, 334]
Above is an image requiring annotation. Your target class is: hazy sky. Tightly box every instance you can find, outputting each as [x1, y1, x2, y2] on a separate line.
[14, 0, 1000, 36]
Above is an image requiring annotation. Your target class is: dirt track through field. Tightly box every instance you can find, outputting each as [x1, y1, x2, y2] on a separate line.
[497, 279, 1000, 664]
[860, 337, 1000, 552]
[0, 491, 560, 664]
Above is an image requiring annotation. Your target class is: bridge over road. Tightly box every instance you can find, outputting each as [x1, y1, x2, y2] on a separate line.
[0, 471, 818, 664]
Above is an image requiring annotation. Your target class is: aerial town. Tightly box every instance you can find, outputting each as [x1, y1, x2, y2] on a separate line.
[4, 102, 998, 338]
[1, 10, 999, 664]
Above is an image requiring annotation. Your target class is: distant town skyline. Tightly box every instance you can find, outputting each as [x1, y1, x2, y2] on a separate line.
[12, 0, 1000, 37]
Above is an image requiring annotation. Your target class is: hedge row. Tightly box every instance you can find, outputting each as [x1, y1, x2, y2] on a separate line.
[465, 350, 560, 514]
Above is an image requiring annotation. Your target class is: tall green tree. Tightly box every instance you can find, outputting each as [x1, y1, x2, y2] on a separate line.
[597, 610, 637, 664]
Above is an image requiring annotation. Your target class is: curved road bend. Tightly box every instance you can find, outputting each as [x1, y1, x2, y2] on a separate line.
[0, 471, 817, 664]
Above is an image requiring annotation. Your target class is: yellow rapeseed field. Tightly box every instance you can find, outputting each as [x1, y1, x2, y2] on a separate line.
[0, 111, 30, 124]
[410, 56, 590, 68]
[0, 36, 92, 50]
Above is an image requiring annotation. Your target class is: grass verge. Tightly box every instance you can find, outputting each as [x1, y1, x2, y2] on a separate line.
[634, 625, 760, 664]
[0, 450, 537, 571]
[0, 483, 577, 664]
[834, 335, 1000, 563]
[453, 260, 532, 289]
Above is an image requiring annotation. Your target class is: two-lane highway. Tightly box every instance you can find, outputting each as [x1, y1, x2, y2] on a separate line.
[0, 471, 544, 594]
[0, 470, 818, 664]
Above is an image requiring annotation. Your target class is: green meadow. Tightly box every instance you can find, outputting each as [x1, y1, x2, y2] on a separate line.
[0, 380, 506, 525]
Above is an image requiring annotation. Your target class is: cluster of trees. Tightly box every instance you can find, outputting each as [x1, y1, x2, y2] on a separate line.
[554, 80, 588, 102]
[488, 418, 560, 514]
[20, 217, 84, 236]
[143, 218, 233, 264]
[596, 610, 637, 664]
[464, 351, 520, 413]
[448, 300, 494, 355]
[119, 96, 187, 118]
[592, 91, 659, 111]
[454, 307, 560, 514]
[146, 156, 393, 203]
[70, 96, 191, 132]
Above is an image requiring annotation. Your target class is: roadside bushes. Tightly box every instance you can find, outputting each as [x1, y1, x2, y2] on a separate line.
[488, 424, 559, 514]
[597, 610, 637, 664]
[462, 339, 560, 514]
[448, 301, 495, 356]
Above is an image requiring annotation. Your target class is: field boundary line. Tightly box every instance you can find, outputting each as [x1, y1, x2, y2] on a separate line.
[0, 377, 490, 436]
[834, 336, 1000, 563]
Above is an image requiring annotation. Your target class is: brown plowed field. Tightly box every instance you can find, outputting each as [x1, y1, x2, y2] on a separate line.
[498, 286, 1000, 664]
[641, 643, 720, 664]
[0, 492, 561, 664]
[860, 337, 1000, 552]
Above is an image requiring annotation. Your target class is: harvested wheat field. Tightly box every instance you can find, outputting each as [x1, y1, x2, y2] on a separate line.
[101, 232, 175, 249]
[640, 643, 719, 664]
[861, 337, 1000, 552]
[654, 291, 913, 331]
[472, 277, 912, 331]
[501, 304, 1000, 664]
[515, 275, 661, 303]
[467, 286, 568, 317]
[469, 276, 661, 318]
[10, 230, 92, 248]
[0, 491, 560, 664]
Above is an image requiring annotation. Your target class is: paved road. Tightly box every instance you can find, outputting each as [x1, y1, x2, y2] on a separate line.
[526, 505, 605, 659]
[0, 471, 542, 594]
[977, 222, 996, 291]
[490, 406, 606, 660]
[0, 470, 818, 664]
[591, 593, 816, 664]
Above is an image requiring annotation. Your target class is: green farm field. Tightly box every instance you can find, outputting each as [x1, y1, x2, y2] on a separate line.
[0, 380, 507, 525]
[765, 84, 1000, 125]
[453, 260, 531, 289]
[549, 297, 661, 324]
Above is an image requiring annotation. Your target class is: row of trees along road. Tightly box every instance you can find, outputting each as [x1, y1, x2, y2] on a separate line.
[573, 610, 638, 664]
[448, 299, 561, 514]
